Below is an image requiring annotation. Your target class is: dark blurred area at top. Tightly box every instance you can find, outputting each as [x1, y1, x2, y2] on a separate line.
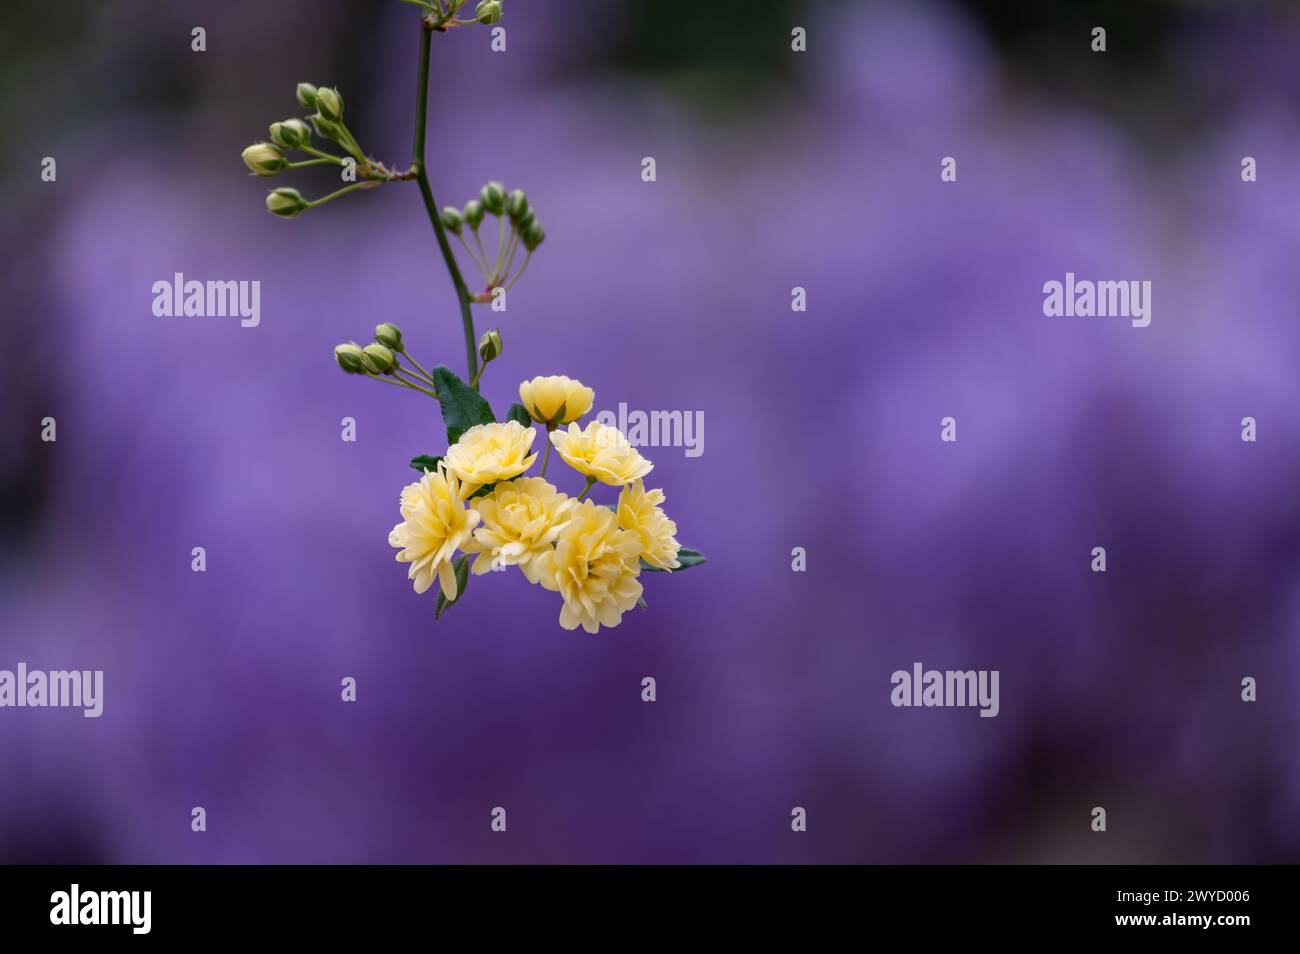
[4, 1, 1300, 135]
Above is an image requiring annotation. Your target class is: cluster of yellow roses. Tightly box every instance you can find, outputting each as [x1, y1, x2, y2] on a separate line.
[387, 375, 683, 633]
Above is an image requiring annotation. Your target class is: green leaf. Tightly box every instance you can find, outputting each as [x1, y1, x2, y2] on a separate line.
[642, 547, 707, 572]
[434, 555, 471, 620]
[432, 365, 496, 445]
[468, 481, 497, 499]
[504, 402, 533, 428]
[636, 595, 648, 610]
[410, 454, 443, 473]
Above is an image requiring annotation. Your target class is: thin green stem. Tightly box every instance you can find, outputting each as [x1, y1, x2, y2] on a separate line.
[302, 146, 346, 165]
[392, 368, 439, 398]
[334, 122, 367, 163]
[539, 435, 553, 478]
[413, 23, 478, 383]
[576, 477, 597, 502]
[501, 230, 521, 282]
[504, 251, 533, 291]
[308, 184, 364, 207]
[493, 215, 508, 282]
[398, 349, 438, 386]
[455, 233, 489, 274]
[367, 373, 425, 393]
[473, 228, 489, 271]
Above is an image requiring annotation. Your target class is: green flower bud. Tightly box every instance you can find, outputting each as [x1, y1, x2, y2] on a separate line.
[463, 199, 485, 230]
[514, 209, 536, 236]
[310, 114, 341, 141]
[374, 322, 403, 350]
[334, 342, 366, 374]
[296, 83, 319, 109]
[476, 0, 503, 25]
[478, 328, 503, 363]
[441, 206, 464, 235]
[479, 180, 506, 215]
[242, 142, 286, 177]
[523, 222, 545, 252]
[314, 86, 343, 123]
[361, 343, 397, 375]
[505, 188, 529, 222]
[266, 186, 309, 218]
[269, 118, 312, 150]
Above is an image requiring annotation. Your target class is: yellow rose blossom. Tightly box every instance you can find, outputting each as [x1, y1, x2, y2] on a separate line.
[518, 375, 595, 425]
[388, 466, 480, 601]
[550, 421, 653, 486]
[616, 479, 681, 570]
[534, 499, 643, 633]
[463, 477, 576, 582]
[443, 420, 538, 492]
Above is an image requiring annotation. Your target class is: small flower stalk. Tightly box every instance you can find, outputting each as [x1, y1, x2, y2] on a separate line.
[444, 182, 546, 303]
[239, 82, 421, 220]
[242, 0, 702, 633]
[399, 0, 504, 30]
[333, 323, 441, 398]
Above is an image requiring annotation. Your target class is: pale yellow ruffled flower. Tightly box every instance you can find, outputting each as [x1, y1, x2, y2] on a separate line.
[550, 421, 653, 486]
[518, 375, 595, 425]
[464, 477, 576, 582]
[534, 499, 643, 633]
[443, 420, 538, 492]
[388, 466, 480, 601]
[616, 479, 680, 570]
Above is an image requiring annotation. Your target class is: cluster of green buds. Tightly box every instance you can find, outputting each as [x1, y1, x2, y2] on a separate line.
[401, 0, 502, 28]
[241, 83, 413, 219]
[440, 182, 545, 302]
[334, 321, 507, 395]
[335, 323, 443, 398]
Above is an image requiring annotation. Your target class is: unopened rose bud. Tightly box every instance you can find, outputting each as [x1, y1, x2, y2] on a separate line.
[269, 118, 312, 150]
[296, 83, 319, 109]
[523, 222, 545, 251]
[505, 188, 529, 222]
[361, 343, 397, 374]
[478, 329, 503, 363]
[479, 181, 506, 215]
[441, 206, 464, 235]
[335, 342, 366, 374]
[266, 186, 309, 218]
[310, 114, 340, 140]
[374, 322, 403, 350]
[514, 209, 536, 235]
[242, 142, 286, 177]
[463, 199, 484, 230]
[314, 87, 343, 123]
[476, 0, 503, 25]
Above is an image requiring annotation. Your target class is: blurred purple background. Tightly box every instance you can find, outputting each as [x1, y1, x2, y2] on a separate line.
[2, 0, 1300, 863]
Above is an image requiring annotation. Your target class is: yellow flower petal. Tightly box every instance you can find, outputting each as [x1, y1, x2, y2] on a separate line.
[550, 421, 653, 486]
